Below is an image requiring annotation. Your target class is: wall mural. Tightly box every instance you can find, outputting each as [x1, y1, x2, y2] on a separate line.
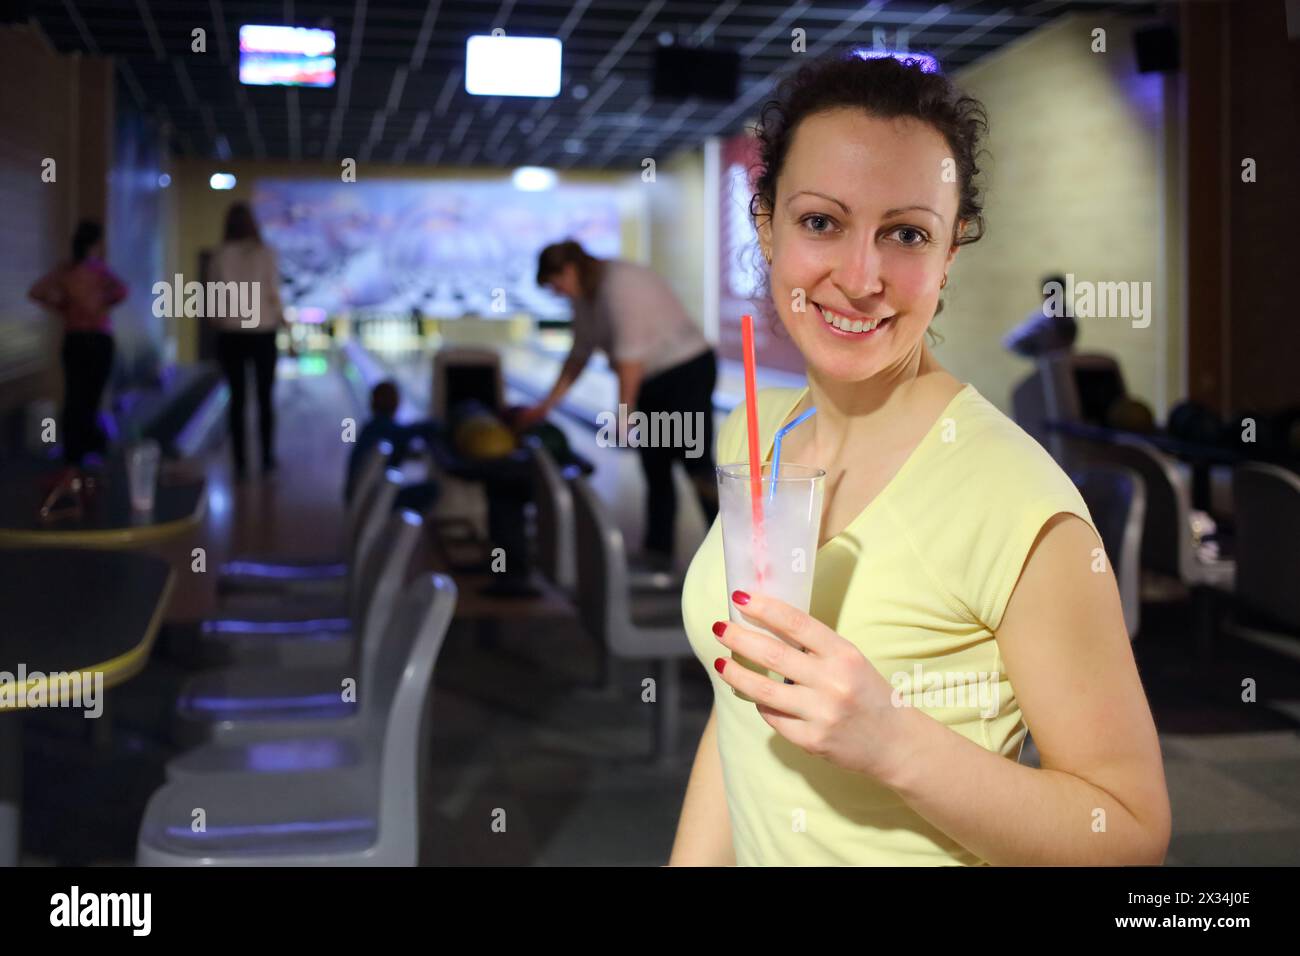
[718, 129, 805, 375]
[251, 179, 623, 322]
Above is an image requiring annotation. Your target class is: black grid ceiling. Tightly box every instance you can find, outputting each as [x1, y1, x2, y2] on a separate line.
[31, 0, 1160, 169]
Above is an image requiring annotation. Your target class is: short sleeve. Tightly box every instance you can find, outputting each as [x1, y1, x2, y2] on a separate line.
[606, 268, 660, 365]
[981, 491, 1098, 632]
[893, 393, 1102, 635]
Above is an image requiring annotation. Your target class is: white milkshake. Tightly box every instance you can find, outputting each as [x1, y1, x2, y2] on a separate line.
[717, 462, 825, 700]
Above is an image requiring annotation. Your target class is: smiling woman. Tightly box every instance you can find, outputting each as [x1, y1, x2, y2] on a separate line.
[669, 51, 1170, 867]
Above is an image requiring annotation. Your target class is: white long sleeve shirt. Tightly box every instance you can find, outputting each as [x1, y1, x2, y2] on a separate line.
[205, 239, 286, 333]
[564, 259, 709, 380]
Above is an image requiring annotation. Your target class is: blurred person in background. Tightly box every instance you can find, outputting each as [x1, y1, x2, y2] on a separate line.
[345, 380, 440, 513]
[28, 220, 127, 465]
[209, 202, 287, 480]
[522, 240, 718, 571]
[1003, 274, 1077, 358]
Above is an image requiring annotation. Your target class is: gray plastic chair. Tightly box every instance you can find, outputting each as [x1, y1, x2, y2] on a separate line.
[1070, 436, 1234, 591]
[1071, 465, 1146, 640]
[1037, 352, 1128, 465]
[526, 438, 577, 594]
[1068, 434, 1234, 660]
[167, 542, 445, 781]
[198, 470, 406, 667]
[216, 441, 394, 594]
[527, 439, 682, 596]
[1231, 463, 1300, 632]
[175, 508, 424, 745]
[569, 475, 694, 764]
[137, 573, 457, 866]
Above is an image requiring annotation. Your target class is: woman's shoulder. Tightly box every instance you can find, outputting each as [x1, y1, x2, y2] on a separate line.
[952, 385, 1072, 470]
[895, 385, 1097, 629]
[216, 238, 268, 256]
[906, 384, 1088, 517]
[602, 258, 650, 292]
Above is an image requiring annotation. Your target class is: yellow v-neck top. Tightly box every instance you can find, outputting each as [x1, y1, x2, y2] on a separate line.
[681, 383, 1098, 865]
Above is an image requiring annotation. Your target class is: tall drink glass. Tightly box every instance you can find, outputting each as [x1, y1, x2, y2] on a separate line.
[126, 439, 161, 513]
[716, 462, 825, 701]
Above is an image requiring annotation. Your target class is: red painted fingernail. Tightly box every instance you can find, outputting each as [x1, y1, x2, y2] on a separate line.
[712, 621, 727, 638]
[731, 590, 750, 606]
[713, 658, 726, 674]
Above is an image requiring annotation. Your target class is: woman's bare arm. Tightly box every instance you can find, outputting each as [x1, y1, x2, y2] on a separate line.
[882, 513, 1171, 865]
[28, 268, 65, 308]
[668, 704, 736, 866]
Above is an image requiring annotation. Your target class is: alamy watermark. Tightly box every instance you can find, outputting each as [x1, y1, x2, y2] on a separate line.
[50, 886, 150, 935]
[1044, 273, 1151, 329]
[889, 663, 1000, 719]
[151, 274, 261, 328]
[0, 665, 104, 718]
[596, 405, 705, 459]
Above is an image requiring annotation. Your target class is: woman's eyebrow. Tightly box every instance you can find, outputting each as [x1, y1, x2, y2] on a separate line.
[884, 205, 943, 221]
[785, 193, 943, 223]
[786, 190, 850, 213]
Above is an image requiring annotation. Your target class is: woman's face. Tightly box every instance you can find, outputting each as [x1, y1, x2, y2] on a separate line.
[757, 108, 962, 384]
[546, 262, 581, 300]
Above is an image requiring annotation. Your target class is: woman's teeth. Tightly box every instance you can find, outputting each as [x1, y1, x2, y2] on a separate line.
[818, 305, 885, 333]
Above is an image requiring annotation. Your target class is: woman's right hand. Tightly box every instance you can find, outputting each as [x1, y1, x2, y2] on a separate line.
[512, 404, 549, 432]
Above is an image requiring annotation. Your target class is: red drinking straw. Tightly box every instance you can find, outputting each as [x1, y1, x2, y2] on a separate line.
[740, 314, 765, 573]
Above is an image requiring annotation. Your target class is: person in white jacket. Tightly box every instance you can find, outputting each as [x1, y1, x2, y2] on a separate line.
[208, 203, 287, 479]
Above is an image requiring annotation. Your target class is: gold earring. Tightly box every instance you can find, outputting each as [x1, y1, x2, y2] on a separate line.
[940, 274, 948, 289]
[763, 249, 772, 265]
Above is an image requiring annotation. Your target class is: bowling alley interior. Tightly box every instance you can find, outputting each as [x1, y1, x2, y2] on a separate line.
[0, 0, 1297, 869]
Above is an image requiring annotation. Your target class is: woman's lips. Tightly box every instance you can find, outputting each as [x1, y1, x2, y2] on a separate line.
[815, 303, 893, 338]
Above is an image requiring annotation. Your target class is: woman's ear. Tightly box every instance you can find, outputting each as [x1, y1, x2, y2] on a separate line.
[945, 221, 965, 270]
[755, 211, 774, 264]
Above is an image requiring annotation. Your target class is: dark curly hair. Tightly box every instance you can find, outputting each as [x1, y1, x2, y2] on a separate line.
[747, 49, 990, 338]
[71, 220, 103, 262]
[536, 239, 606, 301]
[223, 202, 263, 243]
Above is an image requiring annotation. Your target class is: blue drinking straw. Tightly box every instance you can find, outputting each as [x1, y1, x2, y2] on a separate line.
[769, 406, 817, 503]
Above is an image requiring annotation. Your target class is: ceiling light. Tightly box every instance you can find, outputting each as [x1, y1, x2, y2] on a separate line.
[850, 48, 941, 73]
[512, 167, 557, 191]
[465, 35, 562, 97]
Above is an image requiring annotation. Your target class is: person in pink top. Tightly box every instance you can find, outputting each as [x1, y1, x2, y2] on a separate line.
[28, 221, 127, 464]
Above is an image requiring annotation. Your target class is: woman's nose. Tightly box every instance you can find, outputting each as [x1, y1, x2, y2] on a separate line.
[832, 236, 885, 301]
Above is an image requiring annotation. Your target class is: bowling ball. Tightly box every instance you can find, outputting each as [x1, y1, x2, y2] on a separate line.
[451, 401, 518, 460]
[1105, 397, 1156, 433]
[447, 399, 494, 435]
[459, 420, 517, 459]
[526, 422, 571, 464]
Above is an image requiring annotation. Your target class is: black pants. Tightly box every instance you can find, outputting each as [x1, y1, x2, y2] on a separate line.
[216, 331, 278, 469]
[61, 331, 114, 464]
[635, 348, 719, 557]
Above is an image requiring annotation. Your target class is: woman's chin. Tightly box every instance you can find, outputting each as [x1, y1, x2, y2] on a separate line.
[802, 352, 887, 385]
[796, 336, 892, 380]
[792, 319, 924, 384]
